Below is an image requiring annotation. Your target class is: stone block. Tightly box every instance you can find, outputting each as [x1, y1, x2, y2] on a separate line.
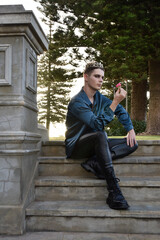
[3, 182, 21, 204]
[0, 106, 38, 132]
[0, 206, 24, 235]
[21, 153, 38, 201]
[9, 168, 21, 181]
[0, 182, 4, 192]
[38, 124, 49, 141]
[3, 156, 20, 168]
[0, 169, 9, 181]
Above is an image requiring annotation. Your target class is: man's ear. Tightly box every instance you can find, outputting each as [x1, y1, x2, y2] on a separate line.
[84, 73, 88, 82]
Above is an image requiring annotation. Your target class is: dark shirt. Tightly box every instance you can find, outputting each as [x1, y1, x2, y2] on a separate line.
[65, 88, 133, 158]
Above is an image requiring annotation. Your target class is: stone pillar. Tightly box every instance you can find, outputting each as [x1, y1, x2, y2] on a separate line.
[0, 5, 48, 234]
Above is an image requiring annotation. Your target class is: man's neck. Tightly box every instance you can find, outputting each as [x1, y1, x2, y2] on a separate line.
[83, 85, 96, 104]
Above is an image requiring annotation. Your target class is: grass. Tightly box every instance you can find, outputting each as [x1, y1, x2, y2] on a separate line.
[50, 136, 65, 141]
[134, 135, 160, 140]
[108, 135, 160, 140]
[50, 135, 160, 141]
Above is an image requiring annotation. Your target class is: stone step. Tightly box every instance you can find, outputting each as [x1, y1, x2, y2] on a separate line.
[26, 200, 160, 234]
[35, 176, 160, 202]
[42, 141, 65, 156]
[1, 232, 160, 240]
[38, 156, 160, 177]
[41, 140, 160, 157]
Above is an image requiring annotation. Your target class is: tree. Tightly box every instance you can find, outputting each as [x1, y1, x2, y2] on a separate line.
[146, 60, 160, 134]
[36, 0, 160, 134]
[94, 0, 160, 133]
[37, 22, 75, 131]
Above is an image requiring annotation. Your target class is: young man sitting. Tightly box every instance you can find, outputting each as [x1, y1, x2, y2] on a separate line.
[65, 62, 138, 210]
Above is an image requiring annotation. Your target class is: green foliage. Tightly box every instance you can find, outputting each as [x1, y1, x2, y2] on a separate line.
[132, 120, 147, 135]
[35, 0, 160, 129]
[37, 21, 77, 129]
[37, 51, 74, 129]
[105, 118, 127, 136]
[35, 0, 160, 81]
[105, 118, 146, 136]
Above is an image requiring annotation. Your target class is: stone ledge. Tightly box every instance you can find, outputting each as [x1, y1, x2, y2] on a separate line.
[0, 232, 159, 240]
[0, 5, 48, 52]
[0, 149, 40, 156]
[35, 176, 160, 188]
[38, 155, 160, 164]
[0, 5, 25, 13]
[0, 100, 38, 112]
[0, 131, 41, 141]
[26, 200, 160, 218]
[42, 140, 160, 146]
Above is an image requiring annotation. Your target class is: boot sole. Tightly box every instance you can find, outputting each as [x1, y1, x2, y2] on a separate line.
[106, 198, 130, 210]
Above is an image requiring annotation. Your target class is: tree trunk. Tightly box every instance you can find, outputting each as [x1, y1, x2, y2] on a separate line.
[146, 60, 160, 134]
[46, 83, 51, 131]
[131, 79, 147, 121]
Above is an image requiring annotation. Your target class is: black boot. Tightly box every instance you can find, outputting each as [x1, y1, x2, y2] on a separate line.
[105, 167, 130, 210]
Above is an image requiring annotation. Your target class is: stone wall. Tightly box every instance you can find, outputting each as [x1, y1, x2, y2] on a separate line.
[0, 5, 48, 234]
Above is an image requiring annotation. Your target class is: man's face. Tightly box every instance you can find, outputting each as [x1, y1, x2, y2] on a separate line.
[84, 68, 104, 91]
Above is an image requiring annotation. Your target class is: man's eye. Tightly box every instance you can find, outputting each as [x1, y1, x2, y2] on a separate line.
[94, 74, 104, 79]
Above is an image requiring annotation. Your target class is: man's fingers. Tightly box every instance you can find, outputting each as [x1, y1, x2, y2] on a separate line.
[130, 137, 136, 147]
[127, 136, 135, 147]
[127, 129, 136, 147]
[130, 139, 134, 147]
[127, 135, 130, 146]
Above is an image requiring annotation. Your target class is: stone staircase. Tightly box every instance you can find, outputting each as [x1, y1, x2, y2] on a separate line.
[26, 140, 160, 239]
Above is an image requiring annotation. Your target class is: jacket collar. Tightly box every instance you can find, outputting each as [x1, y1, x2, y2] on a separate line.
[80, 88, 98, 106]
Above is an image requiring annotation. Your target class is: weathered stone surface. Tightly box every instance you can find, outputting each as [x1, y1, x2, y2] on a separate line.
[39, 156, 160, 177]
[27, 215, 160, 234]
[0, 135, 40, 205]
[0, 5, 48, 54]
[0, 206, 24, 235]
[35, 176, 160, 202]
[38, 124, 49, 142]
[27, 141, 160, 236]
[0, 232, 159, 240]
[26, 200, 160, 234]
[0, 5, 25, 13]
[26, 200, 160, 217]
[0, 4, 48, 235]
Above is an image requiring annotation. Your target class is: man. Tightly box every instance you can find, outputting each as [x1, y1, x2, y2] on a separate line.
[65, 62, 138, 210]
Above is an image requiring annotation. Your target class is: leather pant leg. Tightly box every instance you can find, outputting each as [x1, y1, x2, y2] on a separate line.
[108, 138, 138, 160]
[71, 131, 113, 171]
[78, 136, 138, 179]
[72, 132, 130, 209]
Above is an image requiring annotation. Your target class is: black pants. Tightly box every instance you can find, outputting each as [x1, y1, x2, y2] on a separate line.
[72, 131, 138, 175]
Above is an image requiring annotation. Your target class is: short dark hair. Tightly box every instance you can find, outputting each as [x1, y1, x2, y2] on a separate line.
[84, 61, 104, 75]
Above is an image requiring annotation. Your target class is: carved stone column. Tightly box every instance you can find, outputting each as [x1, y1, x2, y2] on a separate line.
[0, 5, 48, 234]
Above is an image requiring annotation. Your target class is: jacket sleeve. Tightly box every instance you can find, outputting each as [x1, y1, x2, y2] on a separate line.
[69, 100, 114, 131]
[114, 104, 133, 132]
[103, 96, 133, 132]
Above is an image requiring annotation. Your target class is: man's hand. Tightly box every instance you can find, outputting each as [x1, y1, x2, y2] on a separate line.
[127, 129, 136, 147]
[114, 87, 127, 103]
[110, 87, 127, 112]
